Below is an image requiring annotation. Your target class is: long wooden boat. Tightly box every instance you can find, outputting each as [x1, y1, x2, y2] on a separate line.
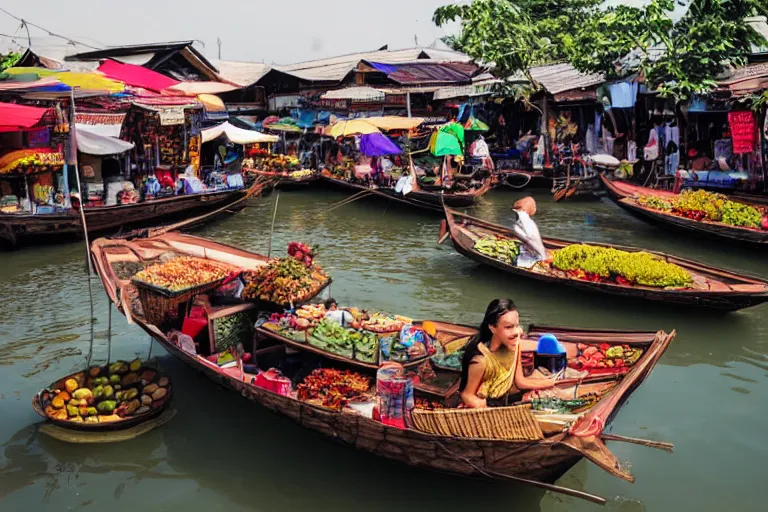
[443, 207, 768, 311]
[494, 169, 550, 189]
[91, 233, 675, 504]
[247, 169, 319, 190]
[320, 175, 491, 212]
[0, 179, 274, 249]
[600, 174, 768, 247]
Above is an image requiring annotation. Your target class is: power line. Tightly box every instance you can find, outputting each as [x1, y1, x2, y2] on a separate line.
[0, 7, 101, 50]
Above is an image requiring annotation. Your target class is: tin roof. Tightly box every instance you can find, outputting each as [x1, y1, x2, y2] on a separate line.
[212, 60, 270, 87]
[529, 63, 604, 95]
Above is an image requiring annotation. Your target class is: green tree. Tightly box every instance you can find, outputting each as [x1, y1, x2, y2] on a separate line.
[0, 51, 21, 72]
[434, 0, 768, 99]
[565, 0, 767, 99]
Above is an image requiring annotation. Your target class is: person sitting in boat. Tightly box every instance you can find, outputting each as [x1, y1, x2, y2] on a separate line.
[459, 299, 560, 408]
[179, 166, 205, 195]
[143, 173, 161, 200]
[511, 196, 548, 268]
[323, 298, 361, 329]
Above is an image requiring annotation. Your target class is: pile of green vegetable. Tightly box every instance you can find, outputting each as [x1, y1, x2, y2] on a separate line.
[213, 311, 254, 352]
[309, 319, 379, 363]
[553, 244, 692, 288]
[637, 189, 764, 229]
[474, 237, 521, 264]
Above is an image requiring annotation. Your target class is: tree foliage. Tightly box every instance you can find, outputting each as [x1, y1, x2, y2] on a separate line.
[0, 52, 21, 72]
[434, 0, 768, 99]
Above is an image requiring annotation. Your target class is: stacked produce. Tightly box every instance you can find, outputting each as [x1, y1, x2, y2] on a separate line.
[570, 343, 643, 371]
[296, 368, 371, 410]
[361, 313, 411, 333]
[309, 319, 378, 362]
[0, 149, 65, 175]
[474, 237, 521, 264]
[40, 359, 171, 424]
[636, 189, 766, 229]
[289, 169, 314, 179]
[241, 244, 327, 305]
[552, 244, 692, 288]
[253, 154, 301, 172]
[132, 256, 233, 293]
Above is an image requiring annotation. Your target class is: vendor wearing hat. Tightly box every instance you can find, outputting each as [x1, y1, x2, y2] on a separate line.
[510, 196, 548, 268]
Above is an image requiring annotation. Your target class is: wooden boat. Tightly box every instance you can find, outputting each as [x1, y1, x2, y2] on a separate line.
[0, 178, 274, 249]
[600, 174, 768, 247]
[442, 207, 768, 311]
[320, 175, 492, 212]
[494, 168, 549, 189]
[91, 234, 675, 504]
[247, 169, 319, 190]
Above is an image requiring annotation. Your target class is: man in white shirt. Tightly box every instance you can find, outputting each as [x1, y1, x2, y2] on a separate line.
[511, 196, 548, 268]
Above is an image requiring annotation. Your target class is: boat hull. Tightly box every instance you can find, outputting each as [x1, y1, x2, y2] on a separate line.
[320, 176, 489, 212]
[444, 207, 768, 311]
[600, 175, 768, 248]
[146, 324, 583, 482]
[0, 187, 253, 248]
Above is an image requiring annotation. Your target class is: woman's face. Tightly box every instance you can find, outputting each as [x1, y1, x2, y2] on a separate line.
[489, 310, 521, 348]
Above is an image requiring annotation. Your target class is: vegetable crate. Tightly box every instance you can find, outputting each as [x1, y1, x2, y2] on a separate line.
[133, 279, 226, 327]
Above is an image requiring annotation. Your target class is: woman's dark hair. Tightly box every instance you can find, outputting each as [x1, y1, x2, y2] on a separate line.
[459, 299, 517, 392]
[323, 298, 337, 309]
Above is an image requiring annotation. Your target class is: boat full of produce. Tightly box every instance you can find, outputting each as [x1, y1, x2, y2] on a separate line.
[32, 359, 172, 431]
[91, 234, 675, 503]
[442, 206, 768, 311]
[600, 174, 768, 247]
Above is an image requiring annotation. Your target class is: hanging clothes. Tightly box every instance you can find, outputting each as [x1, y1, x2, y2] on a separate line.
[664, 123, 680, 175]
[608, 82, 639, 109]
[585, 124, 595, 154]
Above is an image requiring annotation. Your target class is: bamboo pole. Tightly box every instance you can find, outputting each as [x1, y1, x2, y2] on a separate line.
[70, 89, 94, 275]
[267, 190, 280, 258]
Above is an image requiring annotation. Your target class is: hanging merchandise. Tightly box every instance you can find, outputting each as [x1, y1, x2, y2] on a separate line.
[607, 81, 638, 109]
[728, 111, 757, 154]
[644, 128, 659, 161]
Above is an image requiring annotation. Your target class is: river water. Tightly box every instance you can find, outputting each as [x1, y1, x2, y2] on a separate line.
[1, 188, 766, 512]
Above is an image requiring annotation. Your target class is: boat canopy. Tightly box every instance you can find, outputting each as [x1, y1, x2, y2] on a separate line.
[76, 126, 135, 155]
[201, 121, 278, 144]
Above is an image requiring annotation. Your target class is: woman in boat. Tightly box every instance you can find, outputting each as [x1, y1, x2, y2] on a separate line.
[511, 196, 548, 268]
[459, 299, 559, 408]
[323, 298, 360, 329]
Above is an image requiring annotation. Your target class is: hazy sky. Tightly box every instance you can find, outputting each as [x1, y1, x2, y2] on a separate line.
[0, 0, 459, 65]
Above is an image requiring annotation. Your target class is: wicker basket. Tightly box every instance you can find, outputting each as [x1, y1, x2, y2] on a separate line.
[134, 279, 225, 327]
[411, 405, 544, 441]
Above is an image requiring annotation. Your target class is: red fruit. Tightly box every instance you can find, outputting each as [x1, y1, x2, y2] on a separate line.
[304, 256, 312, 267]
[583, 346, 598, 357]
[294, 250, 304, 261]
[599, 343, 611, 352]
[761, 215, 768, 230]
[614, 358, 625, 367]
[592, 352, 605, 361]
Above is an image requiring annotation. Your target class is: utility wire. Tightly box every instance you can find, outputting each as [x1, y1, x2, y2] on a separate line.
[0, 7, 101, 50]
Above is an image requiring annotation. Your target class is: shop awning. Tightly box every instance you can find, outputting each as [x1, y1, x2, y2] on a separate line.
[98, 59, 180, 92]
[201, 122, 278, 144]
[75, 126, 135, 155]
[326, 119, 381, 138]
[0, 102, 51, 132]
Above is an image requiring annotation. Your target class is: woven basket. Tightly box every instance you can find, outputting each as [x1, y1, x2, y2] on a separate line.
[411, 405, 544, 441]
[135, 279, 223, 327]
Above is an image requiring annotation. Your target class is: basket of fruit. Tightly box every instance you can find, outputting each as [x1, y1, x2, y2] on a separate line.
[131, 256, 237, 326]
[32, 359, 172, 431]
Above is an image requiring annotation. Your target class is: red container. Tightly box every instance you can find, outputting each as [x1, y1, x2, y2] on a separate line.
[252, 369, 291, 396]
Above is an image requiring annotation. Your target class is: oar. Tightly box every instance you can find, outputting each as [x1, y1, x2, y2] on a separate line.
[601, 433, 674, 453]
[433, 440, 606, 505]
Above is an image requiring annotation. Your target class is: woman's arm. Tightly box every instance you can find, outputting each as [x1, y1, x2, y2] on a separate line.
[460, 356, 488, 409]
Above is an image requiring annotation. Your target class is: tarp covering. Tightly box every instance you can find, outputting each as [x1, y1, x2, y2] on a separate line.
[75, 126, 135, 155]
[98, 59, 179, 92]
[201, 122, 278, 144]
[0, 102, 50, 132]
[440, 122, 465, 147]
[359, 133, 402, 156]
[167, 81, 238, 95]
[429, 131, 463, 156]
[365, 116, 424, 131]
[464, 116, 489, 132]
[4, 67, 125, 93]
[198, 93, 226, 112]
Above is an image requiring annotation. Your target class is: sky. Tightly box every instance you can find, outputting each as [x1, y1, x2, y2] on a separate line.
[0, 0, 459, 65]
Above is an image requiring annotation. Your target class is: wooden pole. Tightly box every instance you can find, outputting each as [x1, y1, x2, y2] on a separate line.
[267, 190, 280, 258]
[70, 89, 94, 275]
[406, 92, 412, 118]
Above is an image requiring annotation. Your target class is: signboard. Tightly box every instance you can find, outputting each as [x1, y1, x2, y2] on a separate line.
[26, 128, 51, 148]
[159, 108, 185, 126]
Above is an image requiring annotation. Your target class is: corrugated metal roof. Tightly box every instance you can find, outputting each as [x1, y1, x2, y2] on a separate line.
[365, 61, 475, 85]
[322, 86, 385, 101]
[273, 47, 472, 83]
[529, 63, 604, 95]
[213, 60, 270, 87]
